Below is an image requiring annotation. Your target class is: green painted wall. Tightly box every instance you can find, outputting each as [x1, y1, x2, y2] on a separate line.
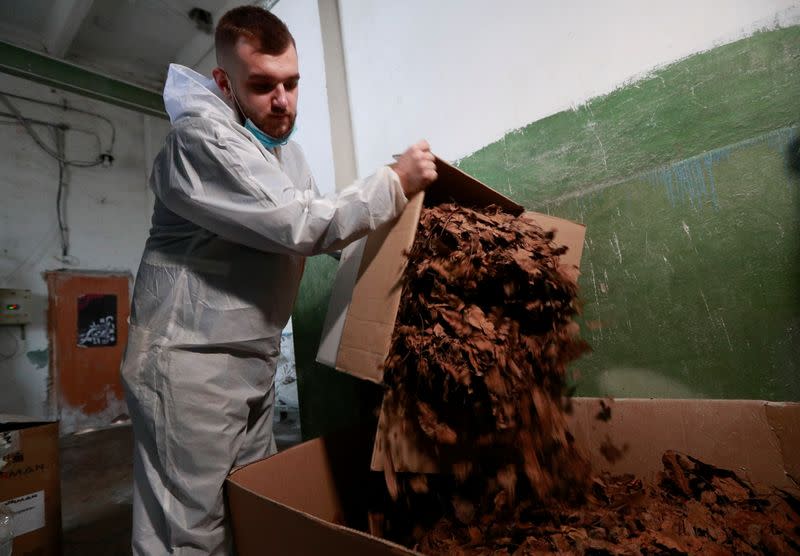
[293, 255, 384, 440]
[293, 25, 800, 440]
[457, 26, 800, 206]
[457, 26, 800, 401]
[550, 129, 799, 400]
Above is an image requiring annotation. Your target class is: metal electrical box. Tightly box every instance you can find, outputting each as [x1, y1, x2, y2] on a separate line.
[0, 289, 32, 325]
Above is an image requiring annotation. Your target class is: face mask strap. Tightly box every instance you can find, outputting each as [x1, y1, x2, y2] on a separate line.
[222, 70, 248, 122]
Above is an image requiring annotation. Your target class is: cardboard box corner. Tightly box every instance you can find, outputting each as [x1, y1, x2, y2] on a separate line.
[1, 417, 62, 556]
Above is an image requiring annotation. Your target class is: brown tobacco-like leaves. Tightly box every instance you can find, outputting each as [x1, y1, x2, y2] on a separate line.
[414, 451, 800, 555]
[382, 203, 591, 505]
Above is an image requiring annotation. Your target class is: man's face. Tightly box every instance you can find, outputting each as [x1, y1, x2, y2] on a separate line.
[215, 37, 299, 139]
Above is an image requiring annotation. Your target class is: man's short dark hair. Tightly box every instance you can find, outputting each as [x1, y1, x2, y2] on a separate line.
[215, 6, 295, 62]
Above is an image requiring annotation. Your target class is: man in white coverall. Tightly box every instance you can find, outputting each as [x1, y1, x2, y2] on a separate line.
[120, 5, 437, 554]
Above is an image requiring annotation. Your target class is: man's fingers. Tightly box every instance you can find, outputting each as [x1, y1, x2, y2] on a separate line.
[423, 161, 438, 181]
[394, 140, 436, 197]
[421, 158, 437, 184]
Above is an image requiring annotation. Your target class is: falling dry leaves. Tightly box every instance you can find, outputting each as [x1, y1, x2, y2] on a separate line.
[381, 203, 591, 505]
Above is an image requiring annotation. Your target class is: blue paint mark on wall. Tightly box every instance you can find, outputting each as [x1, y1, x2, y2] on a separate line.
[544, 125, 800, 401]
[644, 127, 798, 210]
[26, 349, 48, 369]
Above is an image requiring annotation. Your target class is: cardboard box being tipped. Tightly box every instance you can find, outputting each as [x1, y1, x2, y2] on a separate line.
[316, 157, 585, 383]
[315, 157, 586, 472]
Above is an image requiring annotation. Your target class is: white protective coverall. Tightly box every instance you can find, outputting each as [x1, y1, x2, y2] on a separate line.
[121, 64, 408, 555]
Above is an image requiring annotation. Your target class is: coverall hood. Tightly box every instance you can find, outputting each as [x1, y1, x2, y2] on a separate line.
[163, 64, 235, 124]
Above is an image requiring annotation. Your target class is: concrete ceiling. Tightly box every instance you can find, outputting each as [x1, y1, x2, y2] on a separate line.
[0, 0, 266, 91]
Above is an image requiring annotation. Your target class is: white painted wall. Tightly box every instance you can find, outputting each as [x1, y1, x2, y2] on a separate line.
[338, 0, 800, 176]
[194, 0, 338, 195]
[0, 73, 170, 419]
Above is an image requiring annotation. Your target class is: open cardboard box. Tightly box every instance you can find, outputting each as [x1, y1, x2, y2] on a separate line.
[227, 398, 800, 555]
[226, 159, 800, 554]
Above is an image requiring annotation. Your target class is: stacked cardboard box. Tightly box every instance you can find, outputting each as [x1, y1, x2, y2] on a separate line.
[1, 417, 61, 556]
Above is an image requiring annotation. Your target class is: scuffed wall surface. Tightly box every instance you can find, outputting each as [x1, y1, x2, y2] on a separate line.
[457, 27, 800, 400]
[549, 128, 799, 399]
[0, 72, 170, 419]
[458, 27, 800, 205]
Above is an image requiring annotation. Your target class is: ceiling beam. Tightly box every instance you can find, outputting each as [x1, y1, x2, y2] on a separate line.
[42, 0, 95, 58]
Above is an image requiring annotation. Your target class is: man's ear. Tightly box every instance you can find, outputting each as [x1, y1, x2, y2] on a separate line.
[211, 67, 232, 100]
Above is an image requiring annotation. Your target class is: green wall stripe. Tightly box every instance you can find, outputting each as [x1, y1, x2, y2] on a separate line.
[457, 26, 800, 207]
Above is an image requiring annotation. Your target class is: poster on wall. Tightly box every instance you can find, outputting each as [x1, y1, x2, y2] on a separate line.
[77, 294, 117, 347]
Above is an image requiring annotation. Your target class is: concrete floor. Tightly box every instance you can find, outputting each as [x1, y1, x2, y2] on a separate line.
[60, 410, 302, 555]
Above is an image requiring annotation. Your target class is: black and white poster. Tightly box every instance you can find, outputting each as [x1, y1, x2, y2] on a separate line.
[77, 294, 117, 347]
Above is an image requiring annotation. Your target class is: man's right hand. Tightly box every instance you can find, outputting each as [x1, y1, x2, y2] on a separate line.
[391, 140, 438, 198]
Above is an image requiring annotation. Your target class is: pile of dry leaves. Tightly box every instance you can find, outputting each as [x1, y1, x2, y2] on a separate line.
[415, 451, 800, 554]
[375, 203, 800, 554]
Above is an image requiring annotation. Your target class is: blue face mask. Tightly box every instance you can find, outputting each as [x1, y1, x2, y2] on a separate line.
[244, 118, 296, 149]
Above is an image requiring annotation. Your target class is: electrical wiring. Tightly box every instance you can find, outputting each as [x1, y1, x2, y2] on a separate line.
[0, 93, 105, 167]
[0, 115, 103, 153]
[0, 89, 116, 154]
[0, 115, 101, 264]
[56, 128, 69, 257]
[0, 92, 116, 259]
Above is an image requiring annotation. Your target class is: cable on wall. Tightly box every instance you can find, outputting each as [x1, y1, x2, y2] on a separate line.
[0, 92, 116, 260]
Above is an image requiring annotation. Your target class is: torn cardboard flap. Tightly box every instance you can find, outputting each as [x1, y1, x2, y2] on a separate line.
[315, 156, 586, 473]
[316, 156, 585, 385]
[522, 212, 585, 281]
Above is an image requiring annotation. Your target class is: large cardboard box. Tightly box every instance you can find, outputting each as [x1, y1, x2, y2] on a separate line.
[0, 417, 61, 556]
[227, 398, 800, 555]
